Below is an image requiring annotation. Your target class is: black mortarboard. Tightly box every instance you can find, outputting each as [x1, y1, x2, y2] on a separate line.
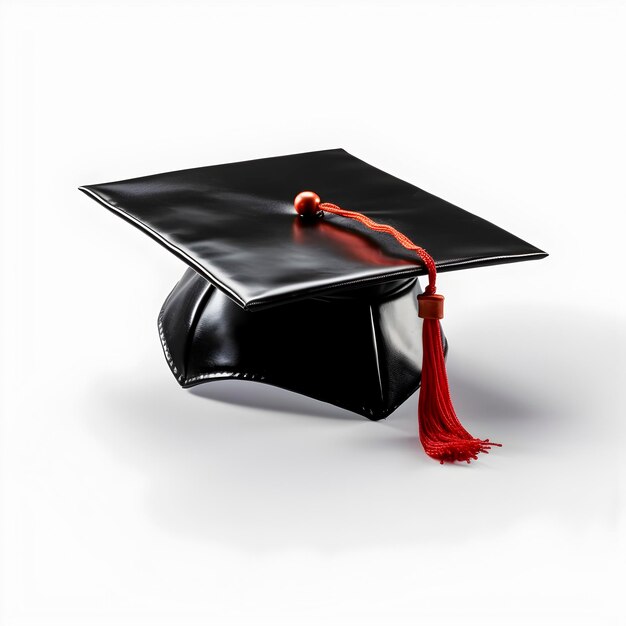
[79, 148, 547, 463]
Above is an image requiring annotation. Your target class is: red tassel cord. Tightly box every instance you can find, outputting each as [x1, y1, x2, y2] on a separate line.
[293, 192, 500, 463]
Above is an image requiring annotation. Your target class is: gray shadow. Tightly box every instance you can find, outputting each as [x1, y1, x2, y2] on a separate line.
[84, 304, 625, 553]
[189, 379, 361, 421]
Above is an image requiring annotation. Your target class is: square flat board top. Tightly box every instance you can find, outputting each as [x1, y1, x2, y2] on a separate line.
[80, 148, 546, 310]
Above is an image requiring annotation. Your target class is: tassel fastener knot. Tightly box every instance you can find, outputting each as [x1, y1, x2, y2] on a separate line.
[417, 294, 444, 320]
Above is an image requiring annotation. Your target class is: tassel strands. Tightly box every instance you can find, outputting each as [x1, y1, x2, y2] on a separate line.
[417, 299, 500, 463]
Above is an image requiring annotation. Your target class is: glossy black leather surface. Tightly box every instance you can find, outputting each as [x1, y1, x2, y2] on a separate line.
[80, 148, 547, 311]
[159, 268, 445, 419]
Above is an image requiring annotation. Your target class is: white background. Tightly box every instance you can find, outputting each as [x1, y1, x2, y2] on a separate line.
[1, 0, 625, 624]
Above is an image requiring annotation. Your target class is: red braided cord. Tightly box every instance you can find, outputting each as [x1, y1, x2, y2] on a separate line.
[319, 203, 437, 295]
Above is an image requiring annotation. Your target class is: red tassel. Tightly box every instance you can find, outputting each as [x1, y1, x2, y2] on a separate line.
[294, 193, 501, 463]
[418, 295, 500, 463]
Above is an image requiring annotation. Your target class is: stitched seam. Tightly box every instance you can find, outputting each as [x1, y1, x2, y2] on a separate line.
[181, 283, 214, 380]
[244, 251, 545, 310]
[158, 315, 179, 377]
[185, 371, 267, 384]
[435, 252, 545, 269]
[369, 305, 384, 403]
[157, 308, 266, 385]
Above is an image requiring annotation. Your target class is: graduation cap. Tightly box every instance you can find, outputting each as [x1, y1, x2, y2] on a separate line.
[79, 148, 547, 463]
